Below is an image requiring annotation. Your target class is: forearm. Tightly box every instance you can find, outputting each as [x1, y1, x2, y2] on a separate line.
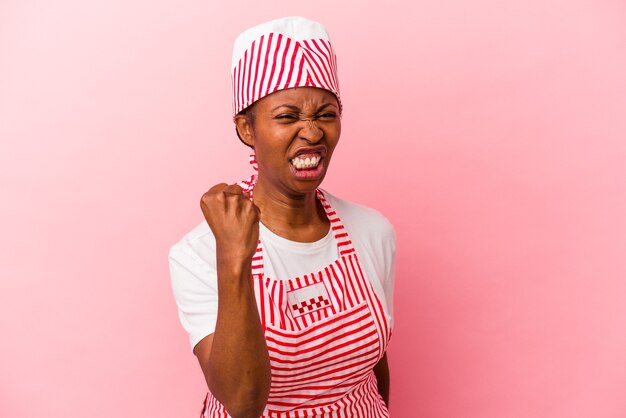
[373, 353, 390, 407]
[206, 257, 271, 417]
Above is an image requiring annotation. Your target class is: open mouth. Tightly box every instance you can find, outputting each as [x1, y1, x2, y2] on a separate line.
[290, 153, 322, 170]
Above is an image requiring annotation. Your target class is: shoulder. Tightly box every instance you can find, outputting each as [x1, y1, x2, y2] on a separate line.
[320, 189, 396, 245]
[168, 220, 217, 272]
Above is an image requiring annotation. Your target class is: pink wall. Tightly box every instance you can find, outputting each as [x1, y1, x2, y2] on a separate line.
[2, 0, 625, 417]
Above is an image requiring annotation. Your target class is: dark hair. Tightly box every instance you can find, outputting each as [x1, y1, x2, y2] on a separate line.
[235, 104, 256, 148]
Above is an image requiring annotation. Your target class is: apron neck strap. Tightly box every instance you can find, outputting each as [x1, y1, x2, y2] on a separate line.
[247, 186, 355, 278]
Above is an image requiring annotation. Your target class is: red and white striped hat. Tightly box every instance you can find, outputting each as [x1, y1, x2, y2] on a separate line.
[231, 16, 341, 118]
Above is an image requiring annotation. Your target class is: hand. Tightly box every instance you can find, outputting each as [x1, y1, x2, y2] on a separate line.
[200, 183, 260, 266]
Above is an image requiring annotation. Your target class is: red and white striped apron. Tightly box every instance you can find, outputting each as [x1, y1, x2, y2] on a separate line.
[201, 182, 392, 417]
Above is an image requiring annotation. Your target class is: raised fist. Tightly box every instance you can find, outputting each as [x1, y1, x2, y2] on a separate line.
[200, 183, 260, 265]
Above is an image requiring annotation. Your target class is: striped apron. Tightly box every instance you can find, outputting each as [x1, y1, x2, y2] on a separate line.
[201, 184, 392, 417]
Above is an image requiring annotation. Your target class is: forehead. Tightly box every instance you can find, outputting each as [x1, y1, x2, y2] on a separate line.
[255, 87, 338, 110]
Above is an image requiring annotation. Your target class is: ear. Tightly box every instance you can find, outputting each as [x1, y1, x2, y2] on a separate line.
[234, 114, 255, 148]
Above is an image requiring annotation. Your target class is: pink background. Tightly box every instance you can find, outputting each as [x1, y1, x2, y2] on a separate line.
[1, 0, 626, 417]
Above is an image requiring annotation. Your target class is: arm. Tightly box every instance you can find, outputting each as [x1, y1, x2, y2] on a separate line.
[194, 184, 271, 418]
[373, 352, 390, 407]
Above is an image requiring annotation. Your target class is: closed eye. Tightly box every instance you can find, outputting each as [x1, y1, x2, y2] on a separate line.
[317, 112, 337, 120]
[275, 114, 298, 120]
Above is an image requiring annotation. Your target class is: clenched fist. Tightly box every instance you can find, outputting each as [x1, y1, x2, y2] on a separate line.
[200, 183, 260, 266]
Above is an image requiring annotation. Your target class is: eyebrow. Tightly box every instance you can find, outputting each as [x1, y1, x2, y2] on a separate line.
[271, 103, 338, 112]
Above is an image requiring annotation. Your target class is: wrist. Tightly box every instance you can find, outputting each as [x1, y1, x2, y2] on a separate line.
[216, 249, 252, 276]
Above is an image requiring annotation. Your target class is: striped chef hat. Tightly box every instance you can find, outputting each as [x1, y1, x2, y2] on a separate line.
[231, 16, 341, 118]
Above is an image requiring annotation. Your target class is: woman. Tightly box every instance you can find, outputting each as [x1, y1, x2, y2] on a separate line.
[169, 16, 396, 418]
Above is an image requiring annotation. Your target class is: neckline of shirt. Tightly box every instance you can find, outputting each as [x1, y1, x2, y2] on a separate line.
[259, 221, 335, 253]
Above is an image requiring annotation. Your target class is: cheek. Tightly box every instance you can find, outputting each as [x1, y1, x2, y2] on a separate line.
[254, 131, 293, 166]
[330, 117, 341, 134]
[327, 123, 341, 145]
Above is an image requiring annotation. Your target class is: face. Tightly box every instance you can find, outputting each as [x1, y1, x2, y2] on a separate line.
[236, 87, 341, 197]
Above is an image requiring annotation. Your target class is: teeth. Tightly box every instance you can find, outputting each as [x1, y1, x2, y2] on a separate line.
[291, 155, 321, 169]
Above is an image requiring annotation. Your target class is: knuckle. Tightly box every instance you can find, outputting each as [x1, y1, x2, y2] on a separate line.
[225, 185, 243, 195]
[208, 182, 228, 194]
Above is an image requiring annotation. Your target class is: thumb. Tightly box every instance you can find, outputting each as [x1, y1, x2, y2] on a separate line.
[250, 200, 261, 215]
[242, 191, 260, 212]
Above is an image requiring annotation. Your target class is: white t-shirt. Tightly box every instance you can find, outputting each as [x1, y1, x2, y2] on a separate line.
[169, 189, 396, 351]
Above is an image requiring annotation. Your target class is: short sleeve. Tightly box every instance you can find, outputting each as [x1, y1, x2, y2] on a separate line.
[383, 224, 396, 329]
[168, 243, 219, 352]
[367, 215, 396, 330]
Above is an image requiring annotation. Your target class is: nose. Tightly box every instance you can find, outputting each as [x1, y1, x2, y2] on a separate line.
[299, 119, 324, 143]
